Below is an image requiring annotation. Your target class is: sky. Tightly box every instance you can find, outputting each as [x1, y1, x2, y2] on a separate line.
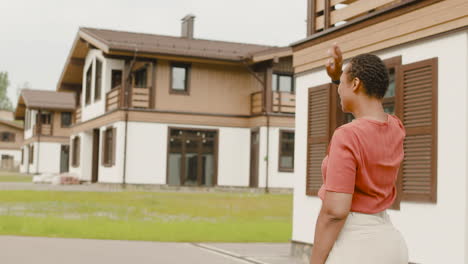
[0, 0, 306, 105]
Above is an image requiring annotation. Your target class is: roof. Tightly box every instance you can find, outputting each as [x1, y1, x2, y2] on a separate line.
[80, 27, 276, 61]
[14, 89, 76, 119]
[0, 119, 23, 130]
[57, 27, 293, 91]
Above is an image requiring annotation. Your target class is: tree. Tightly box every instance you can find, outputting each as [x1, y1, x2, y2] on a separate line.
[0, 72, 13, 111]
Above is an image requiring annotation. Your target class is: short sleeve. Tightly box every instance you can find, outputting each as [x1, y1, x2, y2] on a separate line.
[324, 127, 359, 194]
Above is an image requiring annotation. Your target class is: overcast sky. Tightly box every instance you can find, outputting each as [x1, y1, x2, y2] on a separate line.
[0, 0, 306, 105]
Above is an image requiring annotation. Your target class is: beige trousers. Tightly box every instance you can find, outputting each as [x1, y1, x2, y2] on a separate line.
[326, 211, 408, 264]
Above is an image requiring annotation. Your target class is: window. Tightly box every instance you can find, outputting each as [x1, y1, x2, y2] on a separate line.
[39, 112, 52, 125]
[21, 148, 24, 164]
[102, 127, 116, 166]
[94, 59, 102, 100]
[272, 73, 294, 93]
[29, 145, 34, 164]
[85, 64, 92, 105]
[171, 63, 190, 93]
[0, 132, 15, 142]
[279, 130, 295, 172]
[111, 70, 122, 89]
[134, 68, 147, 88]
[61, 112, 72, 128]
[72, 137, 80, 167]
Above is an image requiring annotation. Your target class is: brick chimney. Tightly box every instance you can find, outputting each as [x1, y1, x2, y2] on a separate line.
[181, 14, 195, 39]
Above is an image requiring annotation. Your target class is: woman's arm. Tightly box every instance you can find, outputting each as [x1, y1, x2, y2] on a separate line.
[310, 191, 353, 264]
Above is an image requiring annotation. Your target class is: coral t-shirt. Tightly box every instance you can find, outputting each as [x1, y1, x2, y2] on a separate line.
[318, 114, 405, 214]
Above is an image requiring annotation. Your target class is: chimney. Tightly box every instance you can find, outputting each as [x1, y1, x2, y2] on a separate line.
[181, 14, 195, 39]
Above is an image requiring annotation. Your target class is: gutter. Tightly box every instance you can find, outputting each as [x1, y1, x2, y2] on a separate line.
[122, 46, 138, 185]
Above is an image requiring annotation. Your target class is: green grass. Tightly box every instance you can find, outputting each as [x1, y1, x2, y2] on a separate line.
[0, 173, 32, 182]
[0, 191, 292, 242]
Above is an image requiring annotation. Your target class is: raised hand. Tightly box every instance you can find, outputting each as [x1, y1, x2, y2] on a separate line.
[325, 43, 343, 82]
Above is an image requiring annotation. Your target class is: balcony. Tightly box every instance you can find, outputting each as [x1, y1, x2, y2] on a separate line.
[309, 0, 405, 35]
[106, 86, 121, 111]
[251, 91, 295, 115]
[33, 124, 52, 136]
[75, 107, 81, 123]
[106, 85, 151, 111]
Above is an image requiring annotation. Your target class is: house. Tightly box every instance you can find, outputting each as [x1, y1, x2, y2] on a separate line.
[56, 15, 296, 188]
[0, 118, 24, 171]
[14, 89, 75, 174]
[290, 0, 468, 263]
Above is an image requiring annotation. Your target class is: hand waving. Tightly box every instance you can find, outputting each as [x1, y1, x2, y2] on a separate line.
[325, 43, 343, 82]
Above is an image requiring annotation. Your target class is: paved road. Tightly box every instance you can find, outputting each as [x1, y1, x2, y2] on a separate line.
[0, 236, 303, 264]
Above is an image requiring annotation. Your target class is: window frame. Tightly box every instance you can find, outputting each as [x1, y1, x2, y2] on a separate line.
[85, 62, 93, 105]
[170, 62, 191, 95]
[102, 127, 115, 167]
[71, 136, 80, 167]
[94, 58, 103, 101]
[29, 144, 34, 164]
[61, 112, 72, 128]
[272, 72, 295, 93]
[278, 129, 295, 172]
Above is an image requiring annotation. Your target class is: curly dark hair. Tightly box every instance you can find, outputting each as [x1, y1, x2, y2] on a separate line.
[347, 54, 389, 99]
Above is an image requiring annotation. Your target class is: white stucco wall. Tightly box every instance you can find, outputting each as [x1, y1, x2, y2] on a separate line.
[125, 122, 167, 184]
[217, 127, 250, 187]
[36, 142, 61, 174]
[257, 126, 294, 188]
[292, 30, 468, 264]
[0, 149, 22, 163]
[69, 131, 93, 181]
[81, 49, 124, 122]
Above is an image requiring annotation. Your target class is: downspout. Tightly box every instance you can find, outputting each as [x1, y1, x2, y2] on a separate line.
[242, 60, 271, 193]
[36, 109, 41, 174]
[122, 47, 138, 185]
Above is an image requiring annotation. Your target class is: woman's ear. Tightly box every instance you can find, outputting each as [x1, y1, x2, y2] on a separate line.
[351, 77, 361, 93]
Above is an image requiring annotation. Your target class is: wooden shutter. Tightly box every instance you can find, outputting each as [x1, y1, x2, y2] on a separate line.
[112, 127, 117, 165]
[306, 83, 331, 196]
[101, 131, 106, 165]
[397, 58, 438, 203]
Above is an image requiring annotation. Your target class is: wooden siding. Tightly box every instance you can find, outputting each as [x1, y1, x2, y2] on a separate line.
[154, 60, 263, 116]
[295, 0, 468, 73]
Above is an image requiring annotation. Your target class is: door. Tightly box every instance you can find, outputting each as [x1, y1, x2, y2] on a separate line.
[168, 129, 217, 186]
[91, 129, 100, 183]
[60, 145, 70, 173]
[250, 130, 259, 187]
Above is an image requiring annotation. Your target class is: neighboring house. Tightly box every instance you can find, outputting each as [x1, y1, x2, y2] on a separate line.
[290, 1, 468, 264]
[56, 15, 296, 188]
[14, 89, 75, 174]
[0, 119, 24, 171]
[0, 110, 15, 121]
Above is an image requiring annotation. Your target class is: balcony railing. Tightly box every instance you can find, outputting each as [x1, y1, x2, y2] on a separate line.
[251, 91, 295, 115]
[272, 92, 295, 114]
[75, 107, 81, 123]
[131, 87, 150, 108]
[33, 124, 52, 136]
[106, 85, 121, 111]
[309, 0, 402, 35]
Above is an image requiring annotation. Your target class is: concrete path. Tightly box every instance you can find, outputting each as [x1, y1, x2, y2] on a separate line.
[0, 236, 302, 264]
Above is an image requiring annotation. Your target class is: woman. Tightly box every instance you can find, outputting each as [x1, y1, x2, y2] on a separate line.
[309, 44, 409, 264]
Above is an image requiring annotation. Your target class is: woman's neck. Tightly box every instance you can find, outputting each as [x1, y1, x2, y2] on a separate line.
[351, 96, 386, 121]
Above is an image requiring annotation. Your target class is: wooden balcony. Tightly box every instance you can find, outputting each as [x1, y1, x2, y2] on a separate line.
[309, 0, 406, 35]
[106, 86, 121, 111]
[33, 124, 52, 136]
[130, 87, 150, 108]
[272, 92, 295, 114]
[251, 91, 295, 115]
[75, 107, 81, 123]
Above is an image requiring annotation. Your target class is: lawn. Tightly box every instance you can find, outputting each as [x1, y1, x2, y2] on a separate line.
[0, 172, 32, 182]
[0, 191, 292, 242]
